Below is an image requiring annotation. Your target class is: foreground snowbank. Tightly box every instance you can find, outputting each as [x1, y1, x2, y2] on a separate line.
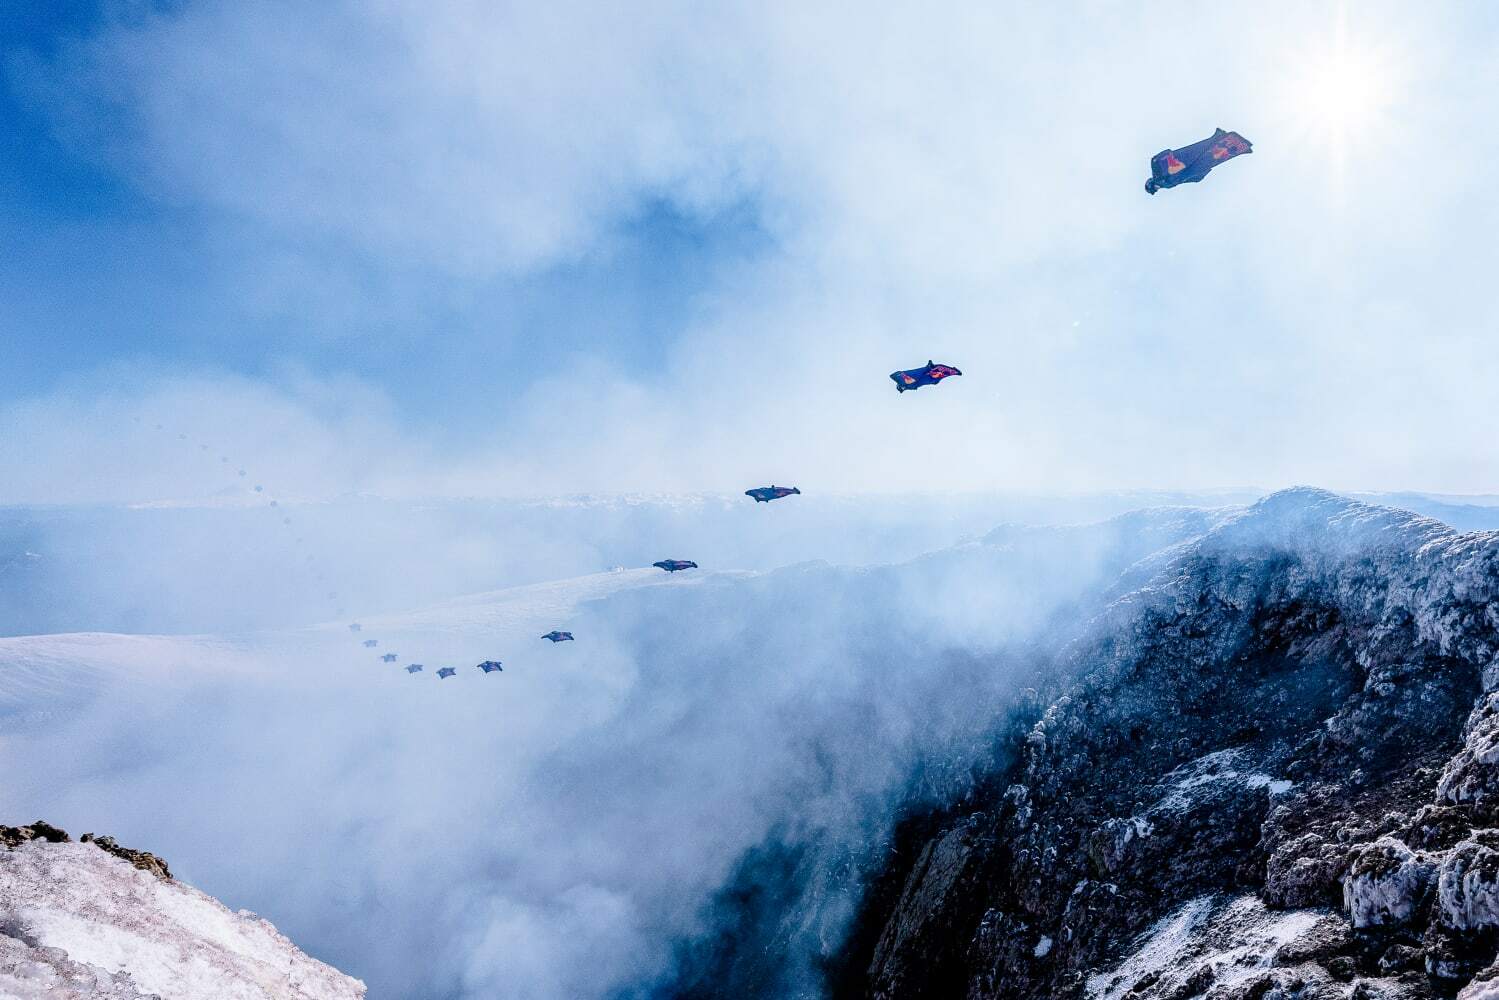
[0, 836, 363, 1000]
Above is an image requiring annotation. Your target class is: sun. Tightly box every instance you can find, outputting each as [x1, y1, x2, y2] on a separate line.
[1300, 45, 1389, 134]
[1267, 3, 1410, 192]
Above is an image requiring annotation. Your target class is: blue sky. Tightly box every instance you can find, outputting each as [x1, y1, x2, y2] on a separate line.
[0, 3, 771, 418]
[3, 1, 1497, 500]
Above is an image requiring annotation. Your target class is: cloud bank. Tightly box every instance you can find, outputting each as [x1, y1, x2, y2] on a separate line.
[0, 509, 1216, 998]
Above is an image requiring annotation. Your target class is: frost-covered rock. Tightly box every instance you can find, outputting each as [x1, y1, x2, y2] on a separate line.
[1087, 817, 1153, 876]
[1084, 894, 1332, 1000]
[1438, 837, 1499, 931]
[0, 839, 363, 1000]
[1087, 750, 1283, 882]
[1438, 695, 1499, 809]
[1343, 837, 1434, 928]
[1461, 965, 1499, 1000]
[832, 490, 1499, 999]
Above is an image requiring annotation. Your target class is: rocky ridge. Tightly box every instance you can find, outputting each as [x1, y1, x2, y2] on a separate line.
[837, 488, 1499, 999]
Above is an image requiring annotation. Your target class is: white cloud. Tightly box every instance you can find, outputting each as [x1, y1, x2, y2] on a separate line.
[11, 0, 1499, 494]
[0, 510, 1186, 997]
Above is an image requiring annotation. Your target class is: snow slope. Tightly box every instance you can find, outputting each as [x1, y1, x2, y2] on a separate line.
[0, 632, 262, 721]
[0, 840, 363, 999]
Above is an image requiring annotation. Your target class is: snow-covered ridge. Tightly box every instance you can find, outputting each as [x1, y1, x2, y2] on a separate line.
[835, 487, 1499, 998]
[0, 834, 363, 999]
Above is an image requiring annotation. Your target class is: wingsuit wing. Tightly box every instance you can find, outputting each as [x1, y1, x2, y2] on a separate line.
[1147, 128, 1252, 193]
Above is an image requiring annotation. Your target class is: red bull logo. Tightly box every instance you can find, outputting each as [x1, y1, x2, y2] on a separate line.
[1212, 136, 1249, 159]
[1165, 152, 1186, 175]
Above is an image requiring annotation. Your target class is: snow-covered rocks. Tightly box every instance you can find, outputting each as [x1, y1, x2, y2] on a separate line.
[1342, 837, 1434, 928]
[1439, 694, 1499, 809]
[0, 837, 363, 1000]
[1085, 894, 1331, 1000]
[1461, 964, 1499, 1000]
[852, 490, 1499, 998]
[1437, 837, 1499, 931]
[0, 932, 158, 1000]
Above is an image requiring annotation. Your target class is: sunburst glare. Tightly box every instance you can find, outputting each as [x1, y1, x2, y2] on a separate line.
[1269, 3, 1410, 193]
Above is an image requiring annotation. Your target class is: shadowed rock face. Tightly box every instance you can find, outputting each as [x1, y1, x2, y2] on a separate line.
[832, 489, 1499, 999]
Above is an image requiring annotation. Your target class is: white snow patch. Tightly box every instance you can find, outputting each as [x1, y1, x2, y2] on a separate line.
[1245, 774, 1294, 795]
[1033, 935, 1053, 958]
[1461, 975, 1499, 1000]
[1087, 895, 1323, 1000]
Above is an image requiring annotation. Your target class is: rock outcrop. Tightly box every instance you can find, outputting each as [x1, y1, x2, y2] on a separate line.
[831, 489, 1499, 998]
[77, 833, 172, 881]
[0, 822, 70, 850]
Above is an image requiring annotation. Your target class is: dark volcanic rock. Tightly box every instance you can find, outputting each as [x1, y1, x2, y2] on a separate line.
[0, 822, 70, 849]
[832, 490, 1499, 999]
[867, 814, 995, 999]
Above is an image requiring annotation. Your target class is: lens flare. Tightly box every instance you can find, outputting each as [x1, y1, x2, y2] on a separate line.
[1269, 3, 1408, 199]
